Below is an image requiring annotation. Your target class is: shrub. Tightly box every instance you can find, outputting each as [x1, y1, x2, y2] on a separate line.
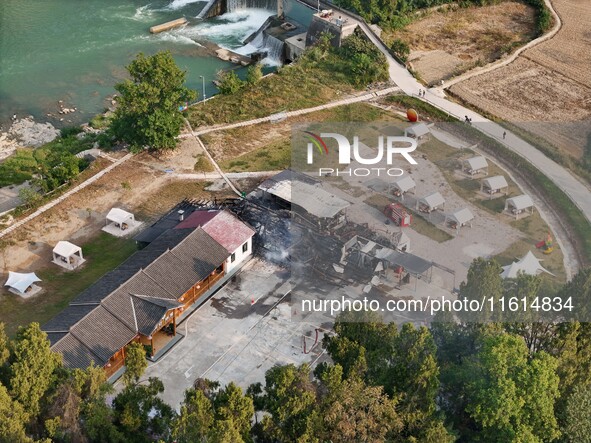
[217, 70, 245, 95]
[246, 63, 263, 85]
[391, 38, 410, 63]
[60, 126, 83, 138]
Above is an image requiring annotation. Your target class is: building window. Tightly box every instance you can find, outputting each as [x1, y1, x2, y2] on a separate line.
[230, 253, 236, 263]
[242, 242, 248, 253]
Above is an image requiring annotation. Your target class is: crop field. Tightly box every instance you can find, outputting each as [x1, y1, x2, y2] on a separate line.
[450, 0, 591, 160]
[387, 1, 536, 85]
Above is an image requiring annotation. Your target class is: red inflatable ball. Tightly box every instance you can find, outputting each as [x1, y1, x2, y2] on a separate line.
[407, 108, 419, 122]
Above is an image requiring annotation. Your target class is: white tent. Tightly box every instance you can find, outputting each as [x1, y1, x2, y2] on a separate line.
[4, 271, 41, 296]
[417, 192, 445, 212]
[481, 175, 508, 195]
[463, 156, 488, 176]
[103, 208, 141, 236]
[106, 208, 134, 226]
[505, 194, 534, 218]
[501, 251, 553, 279]
[392, 176, 416, 196]
[52, 241, 84, 270]
[404, 123, 430, 139]
[446, 208, 474, 229]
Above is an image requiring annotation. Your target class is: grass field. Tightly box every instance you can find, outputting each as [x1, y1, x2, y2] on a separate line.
[219, 137, 291, 173]
[0, 232, 138, 337]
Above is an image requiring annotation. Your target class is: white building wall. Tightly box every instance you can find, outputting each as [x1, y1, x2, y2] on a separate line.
[225, 237, 253, 273]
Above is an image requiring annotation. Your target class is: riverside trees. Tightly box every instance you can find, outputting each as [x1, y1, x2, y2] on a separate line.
[111, 51, 196, 153]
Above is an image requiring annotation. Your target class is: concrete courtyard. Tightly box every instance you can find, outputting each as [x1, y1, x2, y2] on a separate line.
[142, 258, 327, 408]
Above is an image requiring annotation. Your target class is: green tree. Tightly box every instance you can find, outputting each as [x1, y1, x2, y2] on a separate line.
[112, 378, 175, 443]
[217, 70, 245, 95]
[122, 342, 147, 387]
[563, 384, 591, 443]
[82, 398, 125, 443]
[0, 383, 32, 443]
[213, 382, 254, 440]
[173, 388, 214, 443]
[18, 187, 42, 208]
[464, 333, 560, 442]
[8, 323, 61, 417]
[111, 51, 196, 152]
[259, 364, 320, 442]
[318, 364, 402, 442]
[246, 63, 263, 85]
[557, 268, 591, 321]
[459, 258, 503, 322]
[208, 419, 244, 443]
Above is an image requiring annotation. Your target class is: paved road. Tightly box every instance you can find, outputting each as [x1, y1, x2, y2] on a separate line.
[355, 20, 591, 226]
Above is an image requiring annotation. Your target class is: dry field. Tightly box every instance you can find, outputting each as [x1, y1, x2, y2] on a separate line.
[388, 1, 537, 84]
[450, 0, 591, 159]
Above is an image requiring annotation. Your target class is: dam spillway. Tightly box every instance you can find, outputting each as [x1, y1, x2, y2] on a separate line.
[198, 0, 282, 19]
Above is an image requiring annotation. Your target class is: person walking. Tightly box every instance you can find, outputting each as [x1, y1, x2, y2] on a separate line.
[503, 131, 507, 140]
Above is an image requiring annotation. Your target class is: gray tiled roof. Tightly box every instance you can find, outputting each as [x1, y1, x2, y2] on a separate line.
[71, 229, 193, 305]
[131, 295, 180, 336]
[43, 304, 97, 332]
[52, 333, 101, 369]
[46, 332, 68, 346]
[69, 306, 137, 365]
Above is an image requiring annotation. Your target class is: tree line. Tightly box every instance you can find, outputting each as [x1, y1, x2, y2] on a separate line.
[334, 0, 553, 35]
[1, 261, 590, 442]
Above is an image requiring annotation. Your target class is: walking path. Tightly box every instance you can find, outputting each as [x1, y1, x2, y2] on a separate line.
[0, 153, 133, 240]
[183, 118, 242, 197]
[171, 170, 281, 181]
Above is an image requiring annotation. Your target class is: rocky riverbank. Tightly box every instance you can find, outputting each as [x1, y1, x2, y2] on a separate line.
[0, 118, 61, 160]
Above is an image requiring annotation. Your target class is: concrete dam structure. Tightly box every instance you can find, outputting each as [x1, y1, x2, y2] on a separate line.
[198, 0, 283, 19]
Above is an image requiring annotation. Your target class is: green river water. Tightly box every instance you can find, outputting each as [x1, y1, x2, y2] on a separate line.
[0, 0, 313, 129]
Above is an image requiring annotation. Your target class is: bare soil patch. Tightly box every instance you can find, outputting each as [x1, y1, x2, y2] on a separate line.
[389, 1, 537, 84]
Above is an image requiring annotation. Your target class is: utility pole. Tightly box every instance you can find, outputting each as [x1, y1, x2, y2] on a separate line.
[199, 75, 206, 103]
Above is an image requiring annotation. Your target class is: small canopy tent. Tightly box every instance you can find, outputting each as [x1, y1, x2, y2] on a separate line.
[103, 208, 141, 236]
[481, 175, 509, 195]
[4, 271, 42, 297]
[391, 176, 416, 198]
[505, 194, 534, 218]
[446, 208, 474, 230]
[52, 241, 84, 270]
[404, 123, 430, 140]
[106, 208, 134, 229]
[417, 192, 445, 213]
[463, 156, 488, 176]
[501, 251, 553, 279]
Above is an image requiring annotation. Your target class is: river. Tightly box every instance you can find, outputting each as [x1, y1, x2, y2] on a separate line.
[0, 0, 313, 129]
